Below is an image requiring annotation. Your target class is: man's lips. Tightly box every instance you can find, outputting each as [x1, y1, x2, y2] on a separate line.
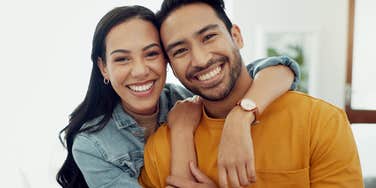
[190, 62, 225, 80]
[190, 63, 225, 89]
[195, 64, 222, 81]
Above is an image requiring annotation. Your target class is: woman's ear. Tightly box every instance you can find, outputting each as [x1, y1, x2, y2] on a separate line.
[230, 24, 244, 49]
[97, 57, 109, 79]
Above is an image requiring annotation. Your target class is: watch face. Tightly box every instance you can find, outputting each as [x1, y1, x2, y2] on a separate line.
[240, 99, 256, 111]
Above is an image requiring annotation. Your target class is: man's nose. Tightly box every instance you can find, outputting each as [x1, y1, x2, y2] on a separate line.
[191, 45, 211, 68]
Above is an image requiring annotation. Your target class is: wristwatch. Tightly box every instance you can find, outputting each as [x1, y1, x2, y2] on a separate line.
[237, 98, 259, 125]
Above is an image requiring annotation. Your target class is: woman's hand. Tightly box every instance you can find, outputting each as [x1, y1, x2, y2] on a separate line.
[218, 106, 256, 188]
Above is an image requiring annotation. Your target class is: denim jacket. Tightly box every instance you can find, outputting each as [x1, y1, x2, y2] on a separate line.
[72, 56, 300, 188]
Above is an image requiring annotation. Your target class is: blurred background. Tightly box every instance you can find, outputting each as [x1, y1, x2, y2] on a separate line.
[0, 0, 375, 187]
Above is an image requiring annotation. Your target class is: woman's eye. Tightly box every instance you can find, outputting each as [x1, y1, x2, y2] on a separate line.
[114, 57, 130, 63]
[146, 51, 160, 58]
[203, 34, 217, 42]
[172, 48, 188, 57]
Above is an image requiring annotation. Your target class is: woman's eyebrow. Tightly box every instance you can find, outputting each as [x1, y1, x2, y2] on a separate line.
[110, 49, 130, 55]
[143, 43, 161, 51]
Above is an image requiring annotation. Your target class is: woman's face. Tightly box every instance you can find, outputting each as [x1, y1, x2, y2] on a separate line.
[98, 18, 166, 115]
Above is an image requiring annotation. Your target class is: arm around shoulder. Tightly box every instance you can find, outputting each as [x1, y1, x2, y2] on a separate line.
[247, 56, 300, 90]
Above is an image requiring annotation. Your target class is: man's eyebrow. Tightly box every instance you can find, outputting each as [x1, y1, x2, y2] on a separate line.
[195, 24, 219, 36]
[165, 40, 185, 53]
[165, 24, 219, 53]
[110, 49, 130, 55]
[143, 43, 161, 51]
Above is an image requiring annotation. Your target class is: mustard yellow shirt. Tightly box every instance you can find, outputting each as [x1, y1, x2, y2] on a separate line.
[139, 92, 364, 188]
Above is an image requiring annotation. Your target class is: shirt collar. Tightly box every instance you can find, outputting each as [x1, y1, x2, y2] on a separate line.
[112, 103, 138, 129]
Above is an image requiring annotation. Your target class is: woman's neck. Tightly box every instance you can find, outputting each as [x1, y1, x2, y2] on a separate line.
[122, 104, 159, 139]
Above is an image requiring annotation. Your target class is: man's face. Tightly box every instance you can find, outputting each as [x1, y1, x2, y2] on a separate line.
[160, 3, 244, 101]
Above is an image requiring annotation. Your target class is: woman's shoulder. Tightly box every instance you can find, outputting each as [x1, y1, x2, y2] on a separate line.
[80, 115, 106, 131]
[73, 114, 144, 161]
[73, 115, 112, 155]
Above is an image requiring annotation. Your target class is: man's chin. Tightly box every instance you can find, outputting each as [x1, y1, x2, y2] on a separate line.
[184, 82, 232, 101]
[196, 88, 230, 101]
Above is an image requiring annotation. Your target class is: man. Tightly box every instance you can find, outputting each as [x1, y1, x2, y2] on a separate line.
[139, 0, 364, 187]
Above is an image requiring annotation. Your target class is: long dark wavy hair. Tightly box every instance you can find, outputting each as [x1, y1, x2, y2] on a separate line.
[56, 6, 158, 188]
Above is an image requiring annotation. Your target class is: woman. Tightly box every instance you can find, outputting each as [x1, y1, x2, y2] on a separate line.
[56, 5, 299, 188]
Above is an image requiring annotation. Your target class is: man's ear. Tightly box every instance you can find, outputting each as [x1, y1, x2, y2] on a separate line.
[230, 24, 244, 49]
[97, 57, 109, 79]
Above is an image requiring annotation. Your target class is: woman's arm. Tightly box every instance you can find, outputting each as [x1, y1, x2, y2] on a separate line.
[218, 64, 295, 187]
[168, 96, 202, 180]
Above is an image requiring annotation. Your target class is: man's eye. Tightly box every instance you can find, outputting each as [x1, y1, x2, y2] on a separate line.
[172, 48, 188, 57]
[203, 34, 217, 42]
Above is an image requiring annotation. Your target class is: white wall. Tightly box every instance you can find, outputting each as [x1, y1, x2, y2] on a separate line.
[231, 0, 349, 108]
[230, 1, 376, 178]
[0, 1, 165, 187]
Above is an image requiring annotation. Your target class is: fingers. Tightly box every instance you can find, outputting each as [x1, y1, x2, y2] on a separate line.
[227, 167, 241, 188]
[183, 96, 196, 102]
[185, 95, 202, 105]
[246, 161, 256, 183]
[193, 95, 203, 104]
[189, 161, 213, 183]
[219, 163, 255, 188]
[237, 165, 250, 186]
[166, 175, 194, 187]
[218, 166, 228, 188]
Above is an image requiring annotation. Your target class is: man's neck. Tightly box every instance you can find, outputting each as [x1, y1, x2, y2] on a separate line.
[203, 65, 252, 119]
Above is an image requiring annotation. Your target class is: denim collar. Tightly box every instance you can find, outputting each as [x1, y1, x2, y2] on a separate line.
[112, 103, 138, 129]
[157, 94, 169, 124]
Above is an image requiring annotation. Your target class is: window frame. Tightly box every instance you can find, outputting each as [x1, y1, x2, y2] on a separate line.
[345, 0, 376, 123]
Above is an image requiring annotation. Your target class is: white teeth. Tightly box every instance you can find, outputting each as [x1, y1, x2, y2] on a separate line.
[128, 81, 154, 92]
[197, 66, 221, 81]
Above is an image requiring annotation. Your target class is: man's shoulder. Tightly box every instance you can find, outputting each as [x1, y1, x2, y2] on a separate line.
[277, 91, 344, 112]
[151, 124, 170, 139]
[264, 91, 347, 123]
[143, 124, 171, 172]
[277, 91, 321, 104]
[145, 124, 170, 150]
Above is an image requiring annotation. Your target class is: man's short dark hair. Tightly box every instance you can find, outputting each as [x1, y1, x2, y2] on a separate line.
[156, 0, 233, 32]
